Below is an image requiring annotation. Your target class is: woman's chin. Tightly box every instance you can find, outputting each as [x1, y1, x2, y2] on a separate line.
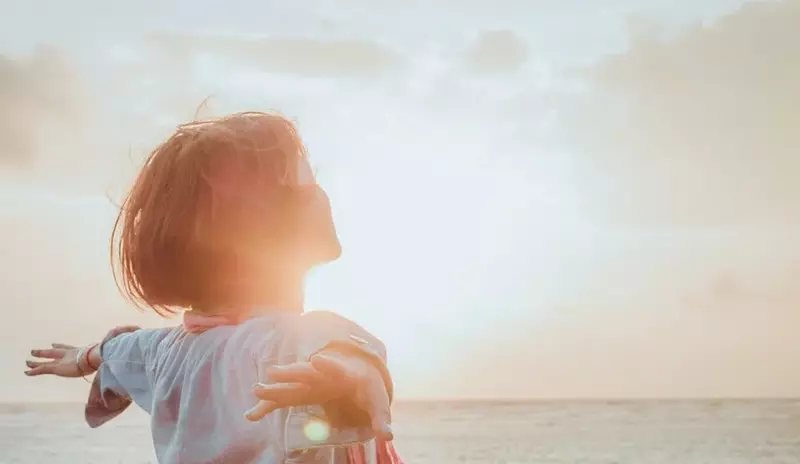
[320, 240, 343, 264]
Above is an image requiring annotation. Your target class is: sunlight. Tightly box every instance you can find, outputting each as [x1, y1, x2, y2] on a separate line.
[303, 419, 331, 443]
[304, 124, 590, 396]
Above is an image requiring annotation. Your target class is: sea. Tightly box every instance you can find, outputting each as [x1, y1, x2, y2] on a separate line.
[1, 400, 798, 463]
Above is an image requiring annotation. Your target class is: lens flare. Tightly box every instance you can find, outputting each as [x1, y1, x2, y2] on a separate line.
[303, 419, 330, 442]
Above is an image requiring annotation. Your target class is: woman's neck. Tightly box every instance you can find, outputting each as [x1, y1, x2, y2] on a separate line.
[194, 273, 306, 315]
[252, 284, 305, 313]
[257, 270, 306, 312]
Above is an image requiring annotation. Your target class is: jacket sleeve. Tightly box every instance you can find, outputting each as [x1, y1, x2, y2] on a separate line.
[280, 310, 394, 454]
[296, 310, 392, 402]
[85, 327, 171, 428]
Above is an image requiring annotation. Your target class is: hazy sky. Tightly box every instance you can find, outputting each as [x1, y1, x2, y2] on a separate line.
[2, 0, 799, 401]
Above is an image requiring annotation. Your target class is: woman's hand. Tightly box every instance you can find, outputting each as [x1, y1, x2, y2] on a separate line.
[247, 351, 393, 440]
[24, 325, 139, 378]
[25, 343, 86, 378]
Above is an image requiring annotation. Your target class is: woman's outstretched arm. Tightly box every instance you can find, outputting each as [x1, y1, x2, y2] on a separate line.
[248, 310, 395, 443]
[25, 325, 140, 378]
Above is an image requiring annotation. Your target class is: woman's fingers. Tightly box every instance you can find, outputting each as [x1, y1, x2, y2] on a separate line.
[24, 364, 54, 376]
[244, 400, 279, 421]
[25, 360, 50, 369]
[362, 379, 393, 441]
[312, 353, 393, 439]
[310, 353, 354, 383]
[249, 357, 393, 440]
[338, 357, 392, 441]
[252, 382, 316, 405]
[25, 358, 57, 376]
[30, 348, 64, 360]
[51, 343, 75, 350]
[267, 362, 327, 385]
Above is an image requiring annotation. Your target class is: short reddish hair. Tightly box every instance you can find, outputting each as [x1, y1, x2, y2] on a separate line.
[111, 112, 313, 316]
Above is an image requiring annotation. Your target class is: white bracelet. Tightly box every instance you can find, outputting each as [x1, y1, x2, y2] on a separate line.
[75, 345, 95, 382]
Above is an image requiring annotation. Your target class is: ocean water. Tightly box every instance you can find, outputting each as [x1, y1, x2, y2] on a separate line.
[1, 400, 798, 463]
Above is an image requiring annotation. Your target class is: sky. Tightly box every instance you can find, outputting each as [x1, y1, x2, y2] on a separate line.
[1, 0, 799, 401]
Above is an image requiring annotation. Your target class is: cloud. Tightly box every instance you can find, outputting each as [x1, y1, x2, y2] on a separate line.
[0, 48, 82, 167]
[684, 261, 800, 314]
[550, 0, 800, 227]
[147, 34, 407, 78]
[461, 30, 529, 75]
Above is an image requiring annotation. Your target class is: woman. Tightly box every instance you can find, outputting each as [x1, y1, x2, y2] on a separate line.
[25, 112, 402, 463]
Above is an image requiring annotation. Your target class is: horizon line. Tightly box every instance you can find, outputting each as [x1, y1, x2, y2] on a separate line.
[3, 396, 799, 405]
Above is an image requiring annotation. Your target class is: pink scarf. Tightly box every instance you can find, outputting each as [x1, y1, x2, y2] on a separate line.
[183, 311, 247, 334]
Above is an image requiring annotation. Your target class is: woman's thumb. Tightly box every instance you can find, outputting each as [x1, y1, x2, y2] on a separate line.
[363, 375, 393, 441]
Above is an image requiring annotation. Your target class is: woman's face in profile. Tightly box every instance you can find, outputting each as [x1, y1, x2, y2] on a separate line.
[295, 156, 342, 265]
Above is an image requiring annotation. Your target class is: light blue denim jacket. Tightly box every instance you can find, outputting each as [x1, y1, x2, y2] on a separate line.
[86, 310, 391, 464]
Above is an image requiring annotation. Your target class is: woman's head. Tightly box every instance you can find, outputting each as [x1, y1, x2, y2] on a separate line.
[112, 112, 341, 316]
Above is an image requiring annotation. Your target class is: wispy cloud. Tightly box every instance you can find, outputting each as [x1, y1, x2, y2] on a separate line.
[552, 0, 800, 227]
[0, 48, 82, 168]
[460, 30, 529, 75]
[146, 34, 408, 78]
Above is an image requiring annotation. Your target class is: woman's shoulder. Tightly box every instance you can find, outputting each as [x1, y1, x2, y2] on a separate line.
[241, 309, 386, 359]
[294, 310, 387, 361]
